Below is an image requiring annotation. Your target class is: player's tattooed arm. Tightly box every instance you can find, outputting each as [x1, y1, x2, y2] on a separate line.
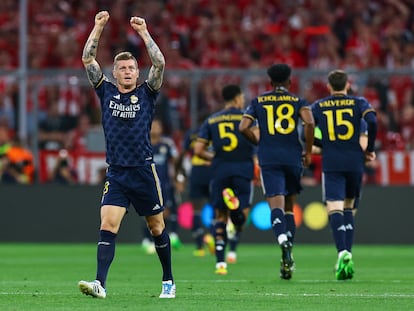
[82, 38, 103, 87]
[130, 17, 165, 91]
[85, 62, 103, 87]
[142, 32, 165, 91]
[82, 38, 99, 63]
[82, 11, 108, 86]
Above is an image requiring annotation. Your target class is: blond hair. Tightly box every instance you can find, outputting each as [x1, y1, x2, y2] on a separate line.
[113, 52, 138, 69]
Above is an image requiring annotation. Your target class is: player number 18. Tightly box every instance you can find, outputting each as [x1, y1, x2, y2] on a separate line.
[263, 103, 295, 135]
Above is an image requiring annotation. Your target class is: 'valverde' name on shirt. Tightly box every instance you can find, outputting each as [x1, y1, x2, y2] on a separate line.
[318, 99, 355, 108]
[208, 114, 243, 124]
[257, 95, 299, 103]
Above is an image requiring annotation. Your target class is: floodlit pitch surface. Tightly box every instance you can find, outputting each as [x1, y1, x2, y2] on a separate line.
[0, 244, 413, 310]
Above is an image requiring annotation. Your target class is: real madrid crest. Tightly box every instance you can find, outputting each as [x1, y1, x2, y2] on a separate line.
[130, 95, 138, 104]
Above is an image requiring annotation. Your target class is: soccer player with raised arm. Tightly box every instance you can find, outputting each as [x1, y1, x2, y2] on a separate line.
[77, 11, 175, 299]
[194, 85, 256, 275]
[239, 64, 315, 280]
[311, 70, 377, 280]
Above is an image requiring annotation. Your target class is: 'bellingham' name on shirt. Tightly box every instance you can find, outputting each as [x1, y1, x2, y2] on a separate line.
[208, 114, 243, 124]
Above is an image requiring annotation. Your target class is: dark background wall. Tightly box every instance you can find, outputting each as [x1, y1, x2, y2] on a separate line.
[0, 185, 412, 244]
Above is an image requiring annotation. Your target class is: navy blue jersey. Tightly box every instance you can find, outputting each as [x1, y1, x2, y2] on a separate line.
[198, 107, 255, 179]
[152, 136, 178, 189]
[311, 94, 375, 172]
[360, 119, 367, 136]
[244, 88, 308, 167]
[182, 129, 212, 199]
[95, 79, 158, 166]
[183, 128, 211, 167]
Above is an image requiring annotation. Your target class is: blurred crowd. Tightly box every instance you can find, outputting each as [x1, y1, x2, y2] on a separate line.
[1, 0, 414, 184]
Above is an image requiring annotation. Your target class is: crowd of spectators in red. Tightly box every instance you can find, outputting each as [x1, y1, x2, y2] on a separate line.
[1, 0, 414, 183]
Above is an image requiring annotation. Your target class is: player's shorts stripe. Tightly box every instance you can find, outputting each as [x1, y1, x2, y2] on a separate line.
[151, 163, 164, 206]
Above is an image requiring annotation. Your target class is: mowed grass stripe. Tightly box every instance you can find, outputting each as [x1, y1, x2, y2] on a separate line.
[0, 243, 413, 311]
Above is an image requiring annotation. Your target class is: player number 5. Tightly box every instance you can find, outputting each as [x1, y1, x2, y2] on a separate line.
[218, 122, 238, 151]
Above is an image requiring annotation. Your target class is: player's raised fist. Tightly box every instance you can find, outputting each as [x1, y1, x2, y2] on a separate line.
[130, 16, 144, 25]
[95, 11, 109, 26]
[130, 16, 147, 32]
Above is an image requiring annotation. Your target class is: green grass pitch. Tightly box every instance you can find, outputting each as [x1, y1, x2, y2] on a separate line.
[0, 243, 413, 310]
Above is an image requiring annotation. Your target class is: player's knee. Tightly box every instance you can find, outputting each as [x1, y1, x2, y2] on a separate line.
[100, 227, 119, 234]
[148, 222, 165, 236]
[100, 220, 121, 233]
[146, 216, 165, 236]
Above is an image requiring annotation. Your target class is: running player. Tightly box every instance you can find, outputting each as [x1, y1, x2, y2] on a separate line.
[194, 84, 256, 275]
[177, 126, 215, 257]
[311, 69, 377, 280]
[239, 64, 315, 280]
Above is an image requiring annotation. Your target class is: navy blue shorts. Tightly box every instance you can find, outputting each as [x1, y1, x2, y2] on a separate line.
[322, 171, 362, 202]
[101, 164, 164, 216]
[210, 176, 253, 212]
[260, 164, 303, 197]
[189, 165, 211, 200]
